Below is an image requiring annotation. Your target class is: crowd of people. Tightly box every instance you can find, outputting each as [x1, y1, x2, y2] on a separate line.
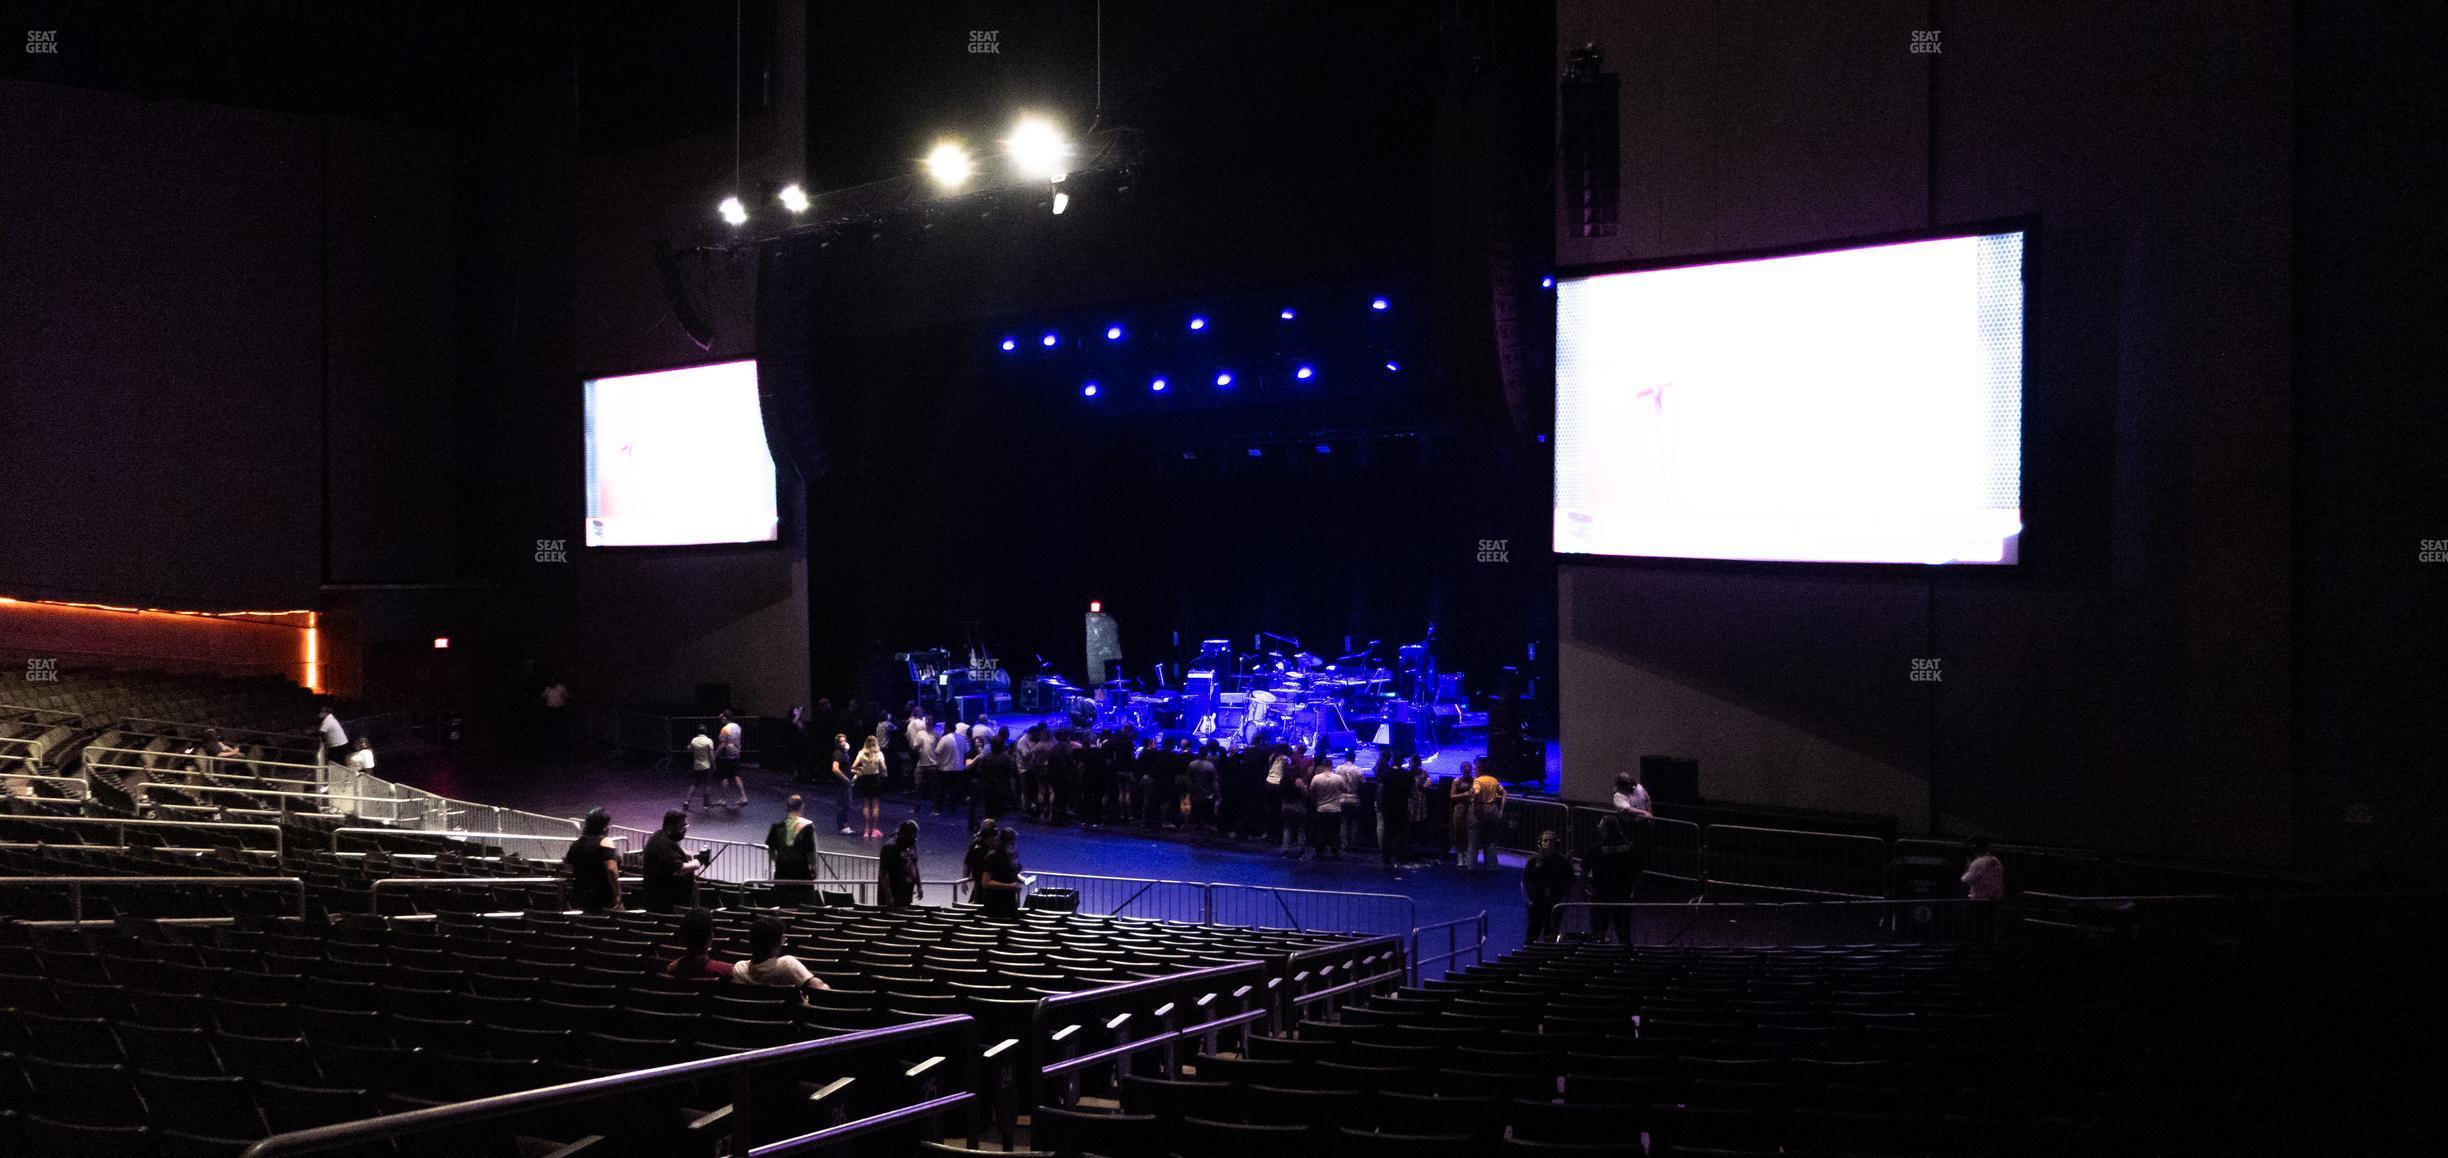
[766, 698, 1550, 871]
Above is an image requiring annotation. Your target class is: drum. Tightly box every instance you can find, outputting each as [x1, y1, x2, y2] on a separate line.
[1064, 696, 1098, 727]
[1247, 689, 1278, 725]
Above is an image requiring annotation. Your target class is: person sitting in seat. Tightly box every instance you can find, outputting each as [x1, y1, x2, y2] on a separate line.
[662, 907, 731, 980]
[732, 916, 830, 995]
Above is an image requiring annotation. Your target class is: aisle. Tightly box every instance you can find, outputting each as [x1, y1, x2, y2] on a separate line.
[384, 743, 1533, 959]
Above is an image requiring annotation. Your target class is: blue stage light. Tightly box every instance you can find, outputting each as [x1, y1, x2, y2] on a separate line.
[1000, 338, 1017, 352]
[1246, 447, 1262, 457]
[1150, 377, 1168, 392]
[1540, 275, 1555, 289]
[1295, 365, 1315, 380]
[1106, 325, 1123, 340]
[1214, 372, 1233, 387]
[1384, 361, 1401, 372]
[1315, 443, 1332, 455]
[1082, 382, 1099, 397]
[1041, 332, 1058, 347]
[1370, 297, 1388, 311]
[1280, 308, 1296, 320]
[1188, 317, 1207, 331]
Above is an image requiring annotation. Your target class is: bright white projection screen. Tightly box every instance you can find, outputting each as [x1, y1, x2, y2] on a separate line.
[582, 360, 780, 547]
[1554, 230, 2025, 565]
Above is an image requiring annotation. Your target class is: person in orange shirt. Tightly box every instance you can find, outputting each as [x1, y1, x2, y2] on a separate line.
[1461, 766, 1506, 871]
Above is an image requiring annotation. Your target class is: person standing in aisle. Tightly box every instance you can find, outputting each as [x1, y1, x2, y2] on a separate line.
[1522, 830, 1577, 942]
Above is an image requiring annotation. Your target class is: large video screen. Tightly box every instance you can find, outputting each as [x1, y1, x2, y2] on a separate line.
[1554, 230, 2025, 565]
[582, 360, 779, 547]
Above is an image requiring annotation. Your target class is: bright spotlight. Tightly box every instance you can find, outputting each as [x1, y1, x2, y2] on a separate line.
[1051, 191, 1069, 215]
[1188, 317, 1207, 331]
[1082, 382, 1099, 397]
[1106, 325, 1124, 341]
[717, 196, 747, 225]
[1385, 361, 1401, 372]
[1370, 297, 1389, 311]
[1150, 377, 1168, 392]
[777, 184, 810, 213]
[1214, 372, 1233, 387]
[925, 141, 974, 189]
[1540, 275, 1555, 289]
[1279, 308, 1297, 320]
[1315, 444, 1332, 455]
[1041, 332, 1059, 347]
[1295, 365, 1315, 380]
[1003, 115, 1071, 180]
[1000, 338, 1017, 352]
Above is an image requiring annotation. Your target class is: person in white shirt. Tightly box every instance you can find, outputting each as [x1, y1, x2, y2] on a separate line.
[685, 726, 717, 810]
[345, 738, 376, 774]
[316, 708, 349, 765]
[731, 917, 831, 999]
[933, 724, 969, 816]
[909, 714, 939, 804]
[1332, 750, 1364, 854]
[1308, 760, 1348, 860]
[1962, 836, 2005, 941]
[1611, 771, 1653, 819]
[714, 712, 747, 808]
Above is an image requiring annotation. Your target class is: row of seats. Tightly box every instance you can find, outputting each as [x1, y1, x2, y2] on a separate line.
[1011, 940, 2259, 1158]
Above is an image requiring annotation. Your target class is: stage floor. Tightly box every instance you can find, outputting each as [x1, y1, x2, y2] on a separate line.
[384, 738, 1558, 959]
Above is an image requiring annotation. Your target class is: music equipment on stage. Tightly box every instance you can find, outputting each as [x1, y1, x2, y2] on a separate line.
[1065, 696, 1099, 727]
[1640, 755, 1700, 805]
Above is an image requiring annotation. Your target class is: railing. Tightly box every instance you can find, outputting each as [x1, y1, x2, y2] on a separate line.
[368, 876, 585, 913]
[1208, 882, 1417, 938]
[0, 875, 307, 921]
[610, 825, 773, 884]
[1488, 795, 1575, 855]
[328, 764, 580, 840]
[240, 1014, 981, 1158]
[696, 877, 975, 909]
[0, 770, 89, 800]
[1410, 911, 1489, 981]
[0, 703, 83, 725]
[85, 742, 330, 781]
[1550, 899, 2006, 947]
[331, 827, 626, 859]
[1025, 959, 1269, 1126]
[1024, 872, 1214, 923]
[1278, 935, 1409, 1026]
[0, 814, 285, 868]
[814, 847, 879, 882]
[1701, 823, 1892, 898]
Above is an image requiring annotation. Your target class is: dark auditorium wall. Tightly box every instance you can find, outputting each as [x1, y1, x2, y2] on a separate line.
[0, 79, 457, 612]
[1551, 0, 2295, 865]
[449, 3, 811, 717]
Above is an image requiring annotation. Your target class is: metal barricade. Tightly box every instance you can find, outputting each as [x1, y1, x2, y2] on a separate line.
[1703, 823, 1891, 898]
[609, 825, 773, 884]
[0, 770, 89, 801]
[367, 876, 579, 913]
[1410, 911, 1488, 981]
[1208, 883, 1417, 938]
[1023, 873, 1213, 923]
[1489, 795, 1574, 854]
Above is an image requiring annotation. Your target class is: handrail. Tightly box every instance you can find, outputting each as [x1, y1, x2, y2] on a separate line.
[1026, 958, 1268, 1119]
[85, 743, 328, 775]
[330, 827, 620, 856]
[0, 771, 91, 797]
[0, 703, 84, 724]
[1410, 910, 1488, 982]
[0, 814, 284, 869]
[367, 876, 584, 910]
[0, 875, 307, 920]
[239, 1014, 979, 1158]
[1207, 881, 1418, 936]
